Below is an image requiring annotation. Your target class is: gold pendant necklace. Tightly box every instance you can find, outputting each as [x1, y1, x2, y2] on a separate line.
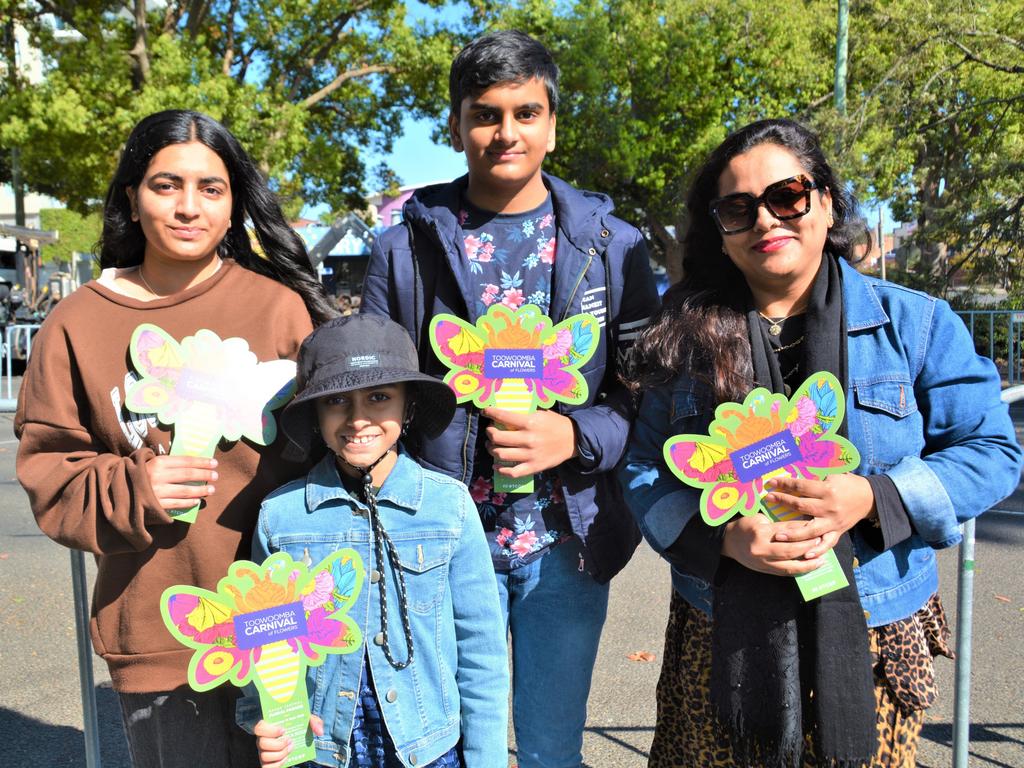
[758, 311, 786, 336]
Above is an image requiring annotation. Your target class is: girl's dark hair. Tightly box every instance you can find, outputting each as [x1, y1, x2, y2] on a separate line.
[449, 30, 559, 115]
[98, 109, 335, 325]
[629, 118, 861, 401]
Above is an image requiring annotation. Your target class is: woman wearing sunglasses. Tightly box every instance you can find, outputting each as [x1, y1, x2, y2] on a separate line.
[620, 118, 1021, 767]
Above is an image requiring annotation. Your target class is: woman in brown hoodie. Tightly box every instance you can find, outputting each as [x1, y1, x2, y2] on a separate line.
[15, 110, 334, 768]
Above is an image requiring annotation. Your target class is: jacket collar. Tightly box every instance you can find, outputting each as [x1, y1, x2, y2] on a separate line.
[403, 173, 615, 321]
[305, 450, 424, 513]
[840, 257, 890, 332]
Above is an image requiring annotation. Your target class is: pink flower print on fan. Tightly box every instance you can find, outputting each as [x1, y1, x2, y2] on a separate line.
[470, 477, 492, 503]
[538, 237, 556, 265]
[510, 530, 538, 556]
[301, 606, 346, 649]
[496, 528, 515, 547]
[786, 395, 819, 437]
[543, 329, 572, 360]
[501, 288, 525, 308]
[301, 570, 334, 612]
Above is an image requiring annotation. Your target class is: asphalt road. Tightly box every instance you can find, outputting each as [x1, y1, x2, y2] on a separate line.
[1, 406, 1022, 767]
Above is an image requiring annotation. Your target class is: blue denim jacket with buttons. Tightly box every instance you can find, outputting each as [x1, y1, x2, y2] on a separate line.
[620, 258, 1022, 627]
[239, 450, 509, 767]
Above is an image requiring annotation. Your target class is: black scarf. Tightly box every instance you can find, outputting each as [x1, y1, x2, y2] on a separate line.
[709, 254, 877, 767]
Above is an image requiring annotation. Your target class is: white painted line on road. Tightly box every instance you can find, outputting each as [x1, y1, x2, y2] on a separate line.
[0, 439, 17, 444]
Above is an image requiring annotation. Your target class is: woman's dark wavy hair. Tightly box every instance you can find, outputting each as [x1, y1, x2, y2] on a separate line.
[98, 109, 335, 325]
[629, 118, 861, 401]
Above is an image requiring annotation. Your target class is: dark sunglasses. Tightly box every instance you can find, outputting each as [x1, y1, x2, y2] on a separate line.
[709, 174, 820, 235]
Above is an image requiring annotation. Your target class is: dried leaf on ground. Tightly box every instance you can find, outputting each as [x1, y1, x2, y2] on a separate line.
[627, 651, 657, 662]
[993, 594, 1012, 603]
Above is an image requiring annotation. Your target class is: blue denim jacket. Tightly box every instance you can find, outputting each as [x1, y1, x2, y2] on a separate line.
[239, 451, 509, 767]
[620, 259, 1022, 627]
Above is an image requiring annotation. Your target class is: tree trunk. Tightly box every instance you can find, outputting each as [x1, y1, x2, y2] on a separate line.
[648, 213, 686, 287]
[129, 0, 150, 90]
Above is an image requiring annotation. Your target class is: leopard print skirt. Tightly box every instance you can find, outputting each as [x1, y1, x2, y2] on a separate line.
[649, 592, 951, 768]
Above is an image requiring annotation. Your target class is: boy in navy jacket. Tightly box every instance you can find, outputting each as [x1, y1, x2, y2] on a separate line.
[361, 30, 658, 768]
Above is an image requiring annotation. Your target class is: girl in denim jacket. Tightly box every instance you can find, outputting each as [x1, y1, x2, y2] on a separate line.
[247, 314, 508, 768]
[620, 119, 1021, 768]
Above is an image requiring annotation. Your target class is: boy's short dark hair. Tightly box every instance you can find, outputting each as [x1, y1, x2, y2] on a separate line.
[448, 30, 559, 116]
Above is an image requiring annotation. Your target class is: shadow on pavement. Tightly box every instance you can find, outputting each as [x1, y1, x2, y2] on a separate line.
[0, 685, 130, 766]
[583, 725, 653, 759]
[976, 510, 1024, 545]
[920, 721, 1024, 768]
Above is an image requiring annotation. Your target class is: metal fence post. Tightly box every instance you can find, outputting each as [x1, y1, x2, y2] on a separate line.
[71, 549, 102, 768]
[952, 515, 976, 768]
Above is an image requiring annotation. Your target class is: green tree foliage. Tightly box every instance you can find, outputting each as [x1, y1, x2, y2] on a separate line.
[38, 207, 102, 265]
[831, 0, 1024, 296]
[0, 1, 459, 217]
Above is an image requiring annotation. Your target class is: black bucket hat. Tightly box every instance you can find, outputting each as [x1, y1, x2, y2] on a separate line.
[280, 314, 456, 458]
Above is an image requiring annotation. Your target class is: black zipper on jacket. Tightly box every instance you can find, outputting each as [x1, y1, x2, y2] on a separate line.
[560, 253, 594, 321]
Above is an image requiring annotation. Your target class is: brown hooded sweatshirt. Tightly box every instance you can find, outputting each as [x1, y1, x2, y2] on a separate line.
[15, 260, 314, 692]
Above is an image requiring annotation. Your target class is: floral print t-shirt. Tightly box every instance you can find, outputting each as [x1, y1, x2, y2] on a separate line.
[460, 194, 573, 570]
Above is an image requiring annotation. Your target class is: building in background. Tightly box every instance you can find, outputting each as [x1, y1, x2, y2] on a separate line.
[366, 181, 448, 230]
[293, 213, 375, 304]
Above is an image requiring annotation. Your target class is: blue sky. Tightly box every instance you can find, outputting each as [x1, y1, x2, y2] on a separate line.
[372, 116, 466, 189]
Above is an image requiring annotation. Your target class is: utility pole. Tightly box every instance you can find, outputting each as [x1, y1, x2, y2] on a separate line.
[877, 208, 886, 280]
[835, 0, 849, 114]
[3, 19, 27, 287]
[834, 0, 850, 155]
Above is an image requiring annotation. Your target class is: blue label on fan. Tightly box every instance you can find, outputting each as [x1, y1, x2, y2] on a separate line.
[234, 601, 308, 649]
[484, 349, 544, 378]
[730, 430, 801, 483]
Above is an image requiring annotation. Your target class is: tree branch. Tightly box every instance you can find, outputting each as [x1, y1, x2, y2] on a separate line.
[945, 37, 1024, 74]
[921, 94, 1024, 130]
[956, 30, 1024, 53]
[300, 63, 393, 109]
[162, 1, 186, 34]
[184, 0, 211, 37]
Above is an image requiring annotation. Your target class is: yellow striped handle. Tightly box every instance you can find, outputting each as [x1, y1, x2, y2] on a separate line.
[254, 640, 302, 704]
[492, 379, 535, 494]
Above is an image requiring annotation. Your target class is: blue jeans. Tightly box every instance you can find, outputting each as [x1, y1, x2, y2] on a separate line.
[118, 687, 257, 768]
[495, 541, 610, 768]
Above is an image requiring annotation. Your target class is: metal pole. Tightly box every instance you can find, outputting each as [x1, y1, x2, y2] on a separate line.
[1009, 314, 1015, 386]
[834, 0, 849, 115]
[877, 208, 886, 280]
[989, 313, 994, 363]
[952, 518, 976, 768]
[70, 550, 102, 768]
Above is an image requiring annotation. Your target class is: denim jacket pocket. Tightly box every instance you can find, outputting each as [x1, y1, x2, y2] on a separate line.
[392, 533, 453, 615]
[854, 378, 918, 418]
[853, 378, 923, 470]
